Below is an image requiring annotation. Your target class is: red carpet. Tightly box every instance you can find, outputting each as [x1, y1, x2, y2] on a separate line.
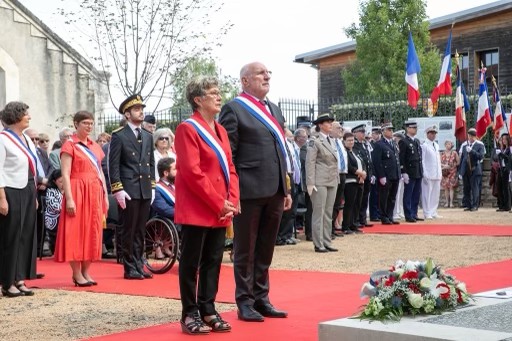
[29, 257, 512, 341]
[364, 224, 512, 236]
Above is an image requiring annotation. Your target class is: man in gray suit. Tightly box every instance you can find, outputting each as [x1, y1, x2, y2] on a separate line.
[306, 113, 340, 253]
[219, 62, 291, 322]
[459, 128, 486, 211]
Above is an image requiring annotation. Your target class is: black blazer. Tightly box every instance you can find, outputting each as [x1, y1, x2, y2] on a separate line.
[372, 138, 401, 181]
[345, 149, 364, 183]
[399, 135, 423, 178]
[352, 140, 373, 177]
[219, 98, 288, 200]
[108, 125, 155, 199]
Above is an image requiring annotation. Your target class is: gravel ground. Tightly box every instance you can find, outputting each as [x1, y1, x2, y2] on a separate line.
[1, 207, 510, 340]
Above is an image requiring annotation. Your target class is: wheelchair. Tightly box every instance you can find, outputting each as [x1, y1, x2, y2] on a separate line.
[143, 216, 180, 274]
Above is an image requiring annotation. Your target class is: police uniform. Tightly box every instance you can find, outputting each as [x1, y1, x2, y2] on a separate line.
[398, 120, 423, 222]
[108, 95, 155, 279]
[352, 124, 374, 226]
[368, 127, 381, 221]
[372, 123, 401, 224]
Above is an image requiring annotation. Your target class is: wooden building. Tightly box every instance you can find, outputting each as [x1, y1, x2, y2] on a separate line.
[294, 0, 512, 102]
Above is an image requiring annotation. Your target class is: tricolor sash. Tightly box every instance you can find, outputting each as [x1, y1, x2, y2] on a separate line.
[184, 118, 230, 189]
[156, 182, 175, 206]
[76, 142, 102, 180]
[234, 94, 289, 163]
[1, 129, 38, 180]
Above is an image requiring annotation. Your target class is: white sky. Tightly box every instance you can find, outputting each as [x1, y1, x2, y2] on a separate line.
[17, 0, 499, 111]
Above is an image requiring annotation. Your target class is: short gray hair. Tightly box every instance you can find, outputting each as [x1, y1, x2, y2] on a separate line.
[58, 127, 74, 142]
[186, 76, 219, 110]
[153, 127, 173, 147]
[294, 128, 307, 138]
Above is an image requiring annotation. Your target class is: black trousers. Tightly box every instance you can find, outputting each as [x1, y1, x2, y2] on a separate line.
[332, 173, 346, 231]
[462, 173, 471, 208]
[233, 192, 284, 307]
[179, 225, 226, 319]
[497, 169, 511, 210]
[119, 198, 151, 274]
[0, 181, 37, 289]
[369, 183, 380, 220]
[277, 181, 299, 241]
[358, 179, 371, 224]
[304, 192, 313, 239]
[342, 182, 363, 230]
[378, 180, 399, 222]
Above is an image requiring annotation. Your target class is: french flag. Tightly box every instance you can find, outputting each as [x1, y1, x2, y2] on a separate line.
[476, 69, 492, 139]
[430, 31, 452, 105]
[454, 65, 469, 142]
[405, 32, 421, 109]
[493, 88, 506, 137]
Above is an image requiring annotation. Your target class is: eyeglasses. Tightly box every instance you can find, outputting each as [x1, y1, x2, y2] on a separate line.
[158, 136, 170, 141]
[39, 139, 50, 143]
[31, 137, 40, 142]
[203, 91, 222, 98]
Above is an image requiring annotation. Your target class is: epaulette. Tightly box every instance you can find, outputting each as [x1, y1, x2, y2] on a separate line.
[151, 180, 156, 188]
[111, 126, 124, 134]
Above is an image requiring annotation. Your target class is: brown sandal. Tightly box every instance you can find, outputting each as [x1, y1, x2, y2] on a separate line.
[202, 313, 231, 333]
[180, 312, 210, 335]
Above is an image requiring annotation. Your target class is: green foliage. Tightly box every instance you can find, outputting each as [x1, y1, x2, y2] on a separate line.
[171, 56, 240, 109]
[342, 0, 441, 97]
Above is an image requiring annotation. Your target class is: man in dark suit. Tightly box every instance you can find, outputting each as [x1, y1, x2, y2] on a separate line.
[372, 123, 401, 225]
[219, 61, 291, 322]
[459, 128, 486, 211]
[399, 120, 423, 223]
[108, 94, 155, 280]
[352, 124, 374, 228]
[369, 127, 381, 222]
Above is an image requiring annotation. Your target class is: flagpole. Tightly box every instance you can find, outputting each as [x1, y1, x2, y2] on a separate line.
[491, 75, 510, 136]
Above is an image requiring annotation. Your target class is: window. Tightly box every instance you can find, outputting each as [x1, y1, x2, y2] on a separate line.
[478, 49, 499, 89]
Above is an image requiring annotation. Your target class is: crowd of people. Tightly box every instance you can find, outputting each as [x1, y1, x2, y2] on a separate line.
[1, 60, 511, 335]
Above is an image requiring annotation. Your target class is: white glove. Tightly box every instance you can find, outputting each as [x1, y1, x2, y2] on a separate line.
[151, 189, 155, 204]
[458, 174, 462, 180]
[370, 175, 376, 185]
[495, 149, 501, 155]
[307, 185, 317, 196]
[113, 190, 131, 209]
[402, 173, 410, 184]
[379, 177, 386, 186]
[466, 146, 471, 153]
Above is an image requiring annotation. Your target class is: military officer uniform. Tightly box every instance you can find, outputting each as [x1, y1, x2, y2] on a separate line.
[399, 120, 423, 222]
[352, 124, 374, 227]
[369, 127, 381, 221]
[372, 123, 401, 224]
[108, 95, 155, 279]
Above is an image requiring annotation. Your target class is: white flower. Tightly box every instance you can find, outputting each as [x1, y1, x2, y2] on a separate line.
[456, 282, 467, 293]
[360, 282, 377, 298]
[404, 260, 420, 271]
[407, 292, 424, 309]
[419, 277, 431, 289]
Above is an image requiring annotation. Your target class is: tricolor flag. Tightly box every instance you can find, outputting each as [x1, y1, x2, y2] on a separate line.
[405, 32, 421, 109]
[454, 65, 469, 142]
[430, 31, 452, 107]
[492, 87, 506, 137]
[476, 69, 492, 139]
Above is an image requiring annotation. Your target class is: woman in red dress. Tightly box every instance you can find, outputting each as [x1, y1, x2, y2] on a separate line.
[55, 111, 108, 287]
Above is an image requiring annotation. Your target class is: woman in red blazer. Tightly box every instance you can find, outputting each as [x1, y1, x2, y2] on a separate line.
[174, 76, 239, 335]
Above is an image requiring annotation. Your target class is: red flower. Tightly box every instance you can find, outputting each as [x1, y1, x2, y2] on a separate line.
[456, 288, 463, 303]
[402, 271, 418, 280]
[408, 283, 420, 293]
[385, 276, 395, 286]
[436, 283, 451, 300]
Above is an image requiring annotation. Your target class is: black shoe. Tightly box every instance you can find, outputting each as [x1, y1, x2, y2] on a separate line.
[405, 218, 416, 223]
[1, 288, 24, 297]
[15, 282, 35, 296]
[285, 238, 297, 245]
[325, 246, 338, 252]
[381, 220, 392, 225]
[351, 228, 363, 234]
[470, 207, 478, 212]
[391, 220, 400, 225]
[140, 271, 153, 279]
[254, 304, 288, 318]
[36, 273, 45, 279]
[353, 223, 363, 228]
[342, 229, 354, 234]
[463, 207, 471, 211]
[102, 251, 117, 259]
[124, 271, 144, 280]
[275, 239, 286, 246]
[306, 236, 313, 241]
[364, 223, 373, 227]
[72, 278, 93, 287]
[237, 305, 264, 322]
[370, 218, 380, 222]
[314, 247, 329, 253]
[333, 231, 344, 237]
[414, 217, 424, 221]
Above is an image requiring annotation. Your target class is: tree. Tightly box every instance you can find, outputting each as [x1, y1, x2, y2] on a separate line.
[170, 56, 240, 109]
[59, 0, 232, 111]
[341, 0, 441, 98]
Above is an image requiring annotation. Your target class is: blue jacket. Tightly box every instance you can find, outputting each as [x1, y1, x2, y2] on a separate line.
[151, 183, 175, 220]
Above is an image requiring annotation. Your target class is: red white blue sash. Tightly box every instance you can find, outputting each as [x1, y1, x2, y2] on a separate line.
[184, 118, 230, 188]
[156, 182, 175, 206]
[234, 93, 288, 162]
[76, 142, 102, 179]
[1, 129, 38, 179]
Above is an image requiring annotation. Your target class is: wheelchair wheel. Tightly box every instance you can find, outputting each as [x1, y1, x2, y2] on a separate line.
[144, 217, 179, 274]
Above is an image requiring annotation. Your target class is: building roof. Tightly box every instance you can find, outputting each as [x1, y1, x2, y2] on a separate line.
[4, 0, 105, 79]
[294, 0, 512, 64]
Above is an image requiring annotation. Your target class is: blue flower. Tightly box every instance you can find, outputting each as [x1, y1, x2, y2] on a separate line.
[391, 296, 402, 308]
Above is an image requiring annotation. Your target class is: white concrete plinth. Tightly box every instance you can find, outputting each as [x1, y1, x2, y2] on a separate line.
[319, 297, 512, 341]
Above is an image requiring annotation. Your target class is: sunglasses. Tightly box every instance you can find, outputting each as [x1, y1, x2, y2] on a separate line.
[31, 137, 40, 142]
[39, 139, 50, 143]
[158, 137, 170, 141]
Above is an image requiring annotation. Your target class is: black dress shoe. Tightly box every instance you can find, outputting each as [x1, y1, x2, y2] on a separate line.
[314, 247, 329, 253]
[381, 220, 392, 225]
[370, 218, 380, 222]
[275, 239, 286, 246]
[306, 236, 313, 241]
[254, 304, 288, 318]
[237, 305, 264, 322]
[353, 223, 363, 228]
[36, 273, 45, 279]
[414, 217, 424, 221]
[141, 271, 153, 279]
[325, 246, 338, 252]
[343, 229, 354, 234]
[463, 207, 471, 211]
[351, 228, 363, 234]
[1, 288, 24, 297]
[124, 271, 144, 280]
[405, 218, 416, 223]
[391, 220, 400, 225]
[364, 223, 374, 227]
